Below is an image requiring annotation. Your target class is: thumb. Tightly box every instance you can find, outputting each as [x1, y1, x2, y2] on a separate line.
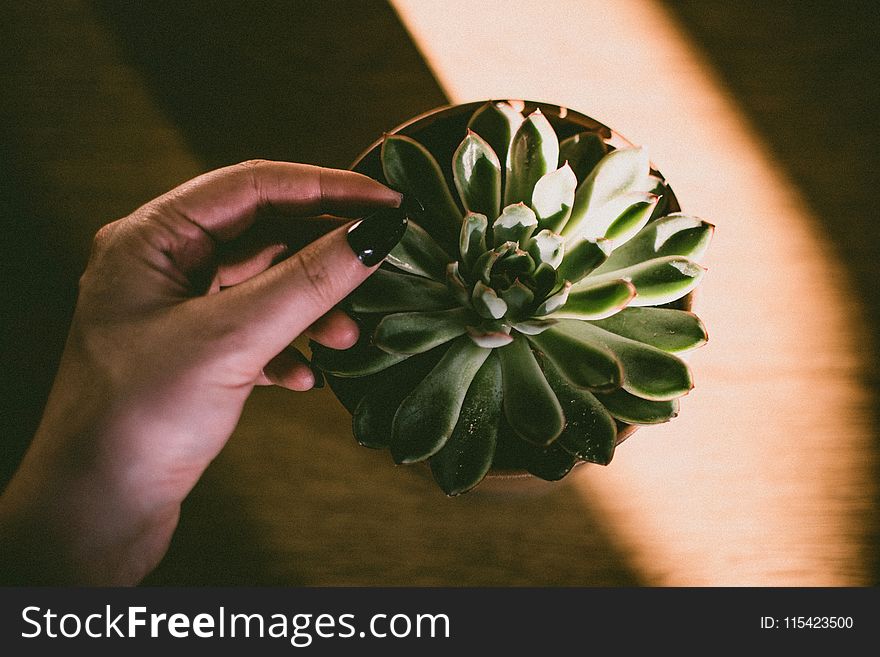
[207, 206, 407, 366]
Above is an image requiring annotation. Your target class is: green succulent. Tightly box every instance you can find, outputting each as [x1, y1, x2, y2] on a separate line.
[313, 101, 713, 495]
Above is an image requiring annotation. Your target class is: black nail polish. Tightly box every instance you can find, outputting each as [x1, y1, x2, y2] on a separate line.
[346, 206, 408, 267]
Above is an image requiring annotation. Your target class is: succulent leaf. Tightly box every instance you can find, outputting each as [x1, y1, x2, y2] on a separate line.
[445, 262, 473, 308]
[472, 281, 509, 320]
[459, 212, 488, 272]
[555, 237, 612, 284]
[526, 323, 623, 391]
[593, 213, 715, 275]
[589, 307, 708, 353]
[546, 277, 636, 320]
[586, 255, 706, 307]
[453, 131, 502, 219]
[563, 191, 656, 241]
[381, 134, 462, 251]
[350, 268, 455, 313]
[604, 195, 660, 246]
[352, 348, 446, 448]
[537, 352, 617, 464]
[558, 130, 609, 182]
[564, 147, 654, 237]
[530, 262, 558, 298]
[390, 337, 492, 463]
[311, 337, 409, 378]
[504, 109, 560, 207]
[492, 203, 538, 246]
[374, 307, 474, 355]
[525, 229, 565, 269]
[497, 335, 565, 446]
[531, 163, 577, 233]
[430, 354, 503, 495]
[596, 388, 680, 425]
[499, 279, 535, 318]
[533, 281, 571, 316]
[555, 320, 692, 401]
[510, 318, 558, 335]
[467, 101, 523, 173]
[386, 220, 451, 281]
[466, 323, 514, 348]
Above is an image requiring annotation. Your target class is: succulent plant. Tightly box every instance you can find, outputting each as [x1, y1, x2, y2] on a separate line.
[313, 101, 713, 495]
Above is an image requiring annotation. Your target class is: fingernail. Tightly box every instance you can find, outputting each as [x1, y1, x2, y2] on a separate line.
[346, 206, 408, 267]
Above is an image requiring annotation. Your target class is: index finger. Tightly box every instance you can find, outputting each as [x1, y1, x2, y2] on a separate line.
[150, 159, 402, 242]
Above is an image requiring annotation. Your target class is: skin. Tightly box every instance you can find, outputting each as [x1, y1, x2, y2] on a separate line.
[0, 160, 402, 585]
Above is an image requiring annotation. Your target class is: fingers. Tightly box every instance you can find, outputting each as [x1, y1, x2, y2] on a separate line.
[151, 160, 402, 242]
[212, 215, 349, 290]
[304, 309, 359, 350]
[256, 345, 323, 392]
[207, 208, 406, 366]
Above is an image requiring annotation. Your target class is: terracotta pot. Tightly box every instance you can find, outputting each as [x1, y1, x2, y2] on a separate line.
[324, 100, 691, 486]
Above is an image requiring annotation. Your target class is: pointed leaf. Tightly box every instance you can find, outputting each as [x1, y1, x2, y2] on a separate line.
[453, 131, 501, 220]
[504, 109, 560, 207]
[555, 237, 612, 284]
[495, 248, 535, 278]
[589, 307, 708, 352]
[559, 131, 609, 182]
[352, 348, 446, 448]
[554, 320, 692, 401]
[467, 101, 523, 173]
[564, 147, 654, 237]
[526, 323, 622, 391]
[534, 281, 571, 316]
[381, 134, 462, 251]
[466, 324, 514, 348]
[587, 256, 706, 306]
[473, 246, 503, 285]
[374, 307, 473, 354]
[391, 337, 491, 463]
[499, 279, 535, 318]
[596, 388, 680, 425]
[547, 278, 636, 320]
[563, 190, 656, 241]
[492, 203, 537, 246]
[537, 352, 617, 464]
[386, 220, 452, 281]
[472, 281, 508, 320]
[430, 354, 503, 495]
[593, 213, 715, 275]
[311, 339, 409, 378]
[604, 195, 660, 246]
[530, 262, 558, 298]
[525, 229, 565, 269]
[511, 318, 557, 335]
[532, 163, 577, 233]
[497, 335, 564, 445]
[445, 262, 472, 308]
[459, 212, 488, 272]
[350, 268, 454, 313]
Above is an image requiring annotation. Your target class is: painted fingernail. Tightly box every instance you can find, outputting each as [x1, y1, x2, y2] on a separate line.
[346, 206, 408, 267]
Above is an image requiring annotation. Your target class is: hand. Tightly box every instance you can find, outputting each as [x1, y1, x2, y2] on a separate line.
[0, 160, 405, 584]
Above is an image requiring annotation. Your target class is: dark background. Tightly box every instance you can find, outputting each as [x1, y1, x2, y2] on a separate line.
[1, 1, 878, 584]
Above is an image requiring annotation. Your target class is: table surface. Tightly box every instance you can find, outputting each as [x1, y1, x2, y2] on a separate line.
[1, 0, 877, 586]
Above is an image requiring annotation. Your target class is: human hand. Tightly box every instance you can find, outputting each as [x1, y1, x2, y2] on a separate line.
[0, 160, 405, 584]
